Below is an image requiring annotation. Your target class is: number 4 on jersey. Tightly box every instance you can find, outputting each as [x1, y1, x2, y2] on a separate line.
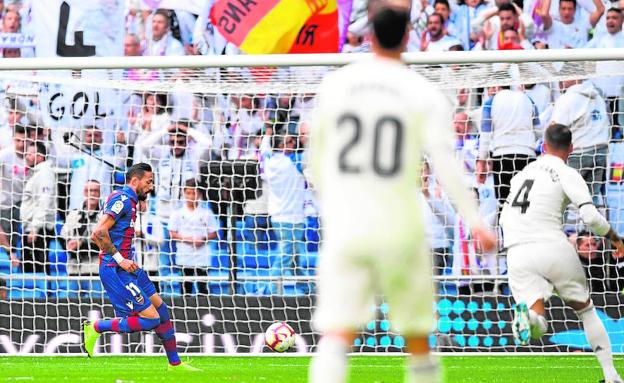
[511, 179, 534, 214]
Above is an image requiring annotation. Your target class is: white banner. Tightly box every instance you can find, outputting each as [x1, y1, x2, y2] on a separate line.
[0, 33, 35, 48]
[142, 0, 204, 14]
[32, 0, 124, 57]
[38, 83, 121, 137]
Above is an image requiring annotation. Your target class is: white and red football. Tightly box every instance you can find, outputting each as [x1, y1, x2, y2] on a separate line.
[265, 322, 296, 352]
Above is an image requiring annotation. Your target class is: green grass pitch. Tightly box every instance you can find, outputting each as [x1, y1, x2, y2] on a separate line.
[0, 355, 621, 382]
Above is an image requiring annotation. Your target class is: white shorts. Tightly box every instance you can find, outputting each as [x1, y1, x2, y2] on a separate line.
[313, 234, 434, 337]
[507, 241, 589, 308]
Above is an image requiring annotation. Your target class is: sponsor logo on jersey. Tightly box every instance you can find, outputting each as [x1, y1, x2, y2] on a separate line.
[125, 301, 134, 310]
[111, 200, 124, 214]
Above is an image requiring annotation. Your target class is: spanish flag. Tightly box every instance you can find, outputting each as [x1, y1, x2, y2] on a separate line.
[210, 0, 347, 54]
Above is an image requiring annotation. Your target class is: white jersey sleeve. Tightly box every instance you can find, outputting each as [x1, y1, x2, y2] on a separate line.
[559, 165, 611, 236]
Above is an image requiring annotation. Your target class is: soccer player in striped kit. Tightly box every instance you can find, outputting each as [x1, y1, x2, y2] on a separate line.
[82, 163, 199, 371]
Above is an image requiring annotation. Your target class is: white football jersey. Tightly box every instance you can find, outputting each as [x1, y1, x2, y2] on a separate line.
[310, 58, 480, 246]
[500, 154, 593, 247]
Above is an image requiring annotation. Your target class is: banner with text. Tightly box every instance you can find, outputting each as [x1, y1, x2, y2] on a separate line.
[32, 0, 124, 58]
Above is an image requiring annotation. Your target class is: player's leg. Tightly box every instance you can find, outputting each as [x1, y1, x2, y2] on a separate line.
[382, 243, 438, 383]
[141, 270, 201, 371]
[507, 244, 553, 345]
[567, 299, 621, 382]
[310, 244, 373, 383]
[84, 267, 161, 355]
[554, 246, 621, 383]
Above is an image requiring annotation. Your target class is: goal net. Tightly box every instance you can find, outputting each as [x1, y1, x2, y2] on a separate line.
[1, 52, 624, 355]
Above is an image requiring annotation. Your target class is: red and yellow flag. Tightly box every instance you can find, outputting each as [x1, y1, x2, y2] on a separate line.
[210, 0, 341, 54]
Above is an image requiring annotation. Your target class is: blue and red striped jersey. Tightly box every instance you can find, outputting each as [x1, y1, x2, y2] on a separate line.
[99, 185, 138, 266]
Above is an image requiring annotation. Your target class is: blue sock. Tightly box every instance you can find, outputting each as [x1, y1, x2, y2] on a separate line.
[95, 316, 160, 333]
[156, 303, 181, 365]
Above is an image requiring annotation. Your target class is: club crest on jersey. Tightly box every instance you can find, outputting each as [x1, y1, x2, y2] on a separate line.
[135, 294, 144, 305]
[111, 200, 124, 214]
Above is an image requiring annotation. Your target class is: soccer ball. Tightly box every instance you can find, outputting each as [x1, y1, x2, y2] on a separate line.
[265, 322, 296, 352]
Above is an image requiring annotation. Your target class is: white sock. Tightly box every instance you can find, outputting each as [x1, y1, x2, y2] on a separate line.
[309, 337, 348, 383]
[406, 354, 439, 383]
[578, 305, 620, 381]
[528, 310, 548, 339]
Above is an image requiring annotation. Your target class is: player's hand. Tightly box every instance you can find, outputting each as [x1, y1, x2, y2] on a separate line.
[66, 239, 80, 252]
[471, 225, 497, 253]
[612, 239, 624, 258]
[119, 259, 139, 273]
[476, 160, 488, 184]
[27, 231, 36, 244]
[10, 253, 19, 268]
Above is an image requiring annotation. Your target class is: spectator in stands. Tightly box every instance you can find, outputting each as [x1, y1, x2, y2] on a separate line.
[421, 13, 462, 52]
[0, 123, 27, 260]
[550, 79, 610, 204]
[124, 34, 161, 82]
[124, 33, 142, 57]
[145, 9, 184, 57]
[261, 133, 307, 294]
[500, 28, 532, 50]
[586, 8, 624, 139]
[2, 9, 19, 33]
[0, 96, 27, 151]
[573, 230, 611, 293]
[226, 94, 265, 160]
[54, 124, 120, 210]
[539, 0, 604, 49]
[135, 120, 211, 271]
[168, 178, 219, 295]
[60, 180, 101, 277]
[3, 48, 19, 58]
[476, 86, 541, 206]
[451, 0, 488, 50]
[471, 2, 535, 50]
[128, 93, 172, 163]
[433, 0, 460, 39]
[134, 199, 165, 279]
[20, 142, 56, 274]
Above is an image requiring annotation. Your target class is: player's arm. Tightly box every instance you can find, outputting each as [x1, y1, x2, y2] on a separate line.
[561, 169, 624, 257]
[91, 215, 139, 272]
[423, 93, 497, 252]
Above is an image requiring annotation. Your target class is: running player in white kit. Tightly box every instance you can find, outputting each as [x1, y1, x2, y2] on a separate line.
[308, 1, 497, 382]
[501, 123, 624, 383]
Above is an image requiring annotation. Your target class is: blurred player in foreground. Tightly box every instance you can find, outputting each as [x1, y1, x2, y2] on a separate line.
[82, 163, 199, 371]
[501, 124, 624, 383]
[308, 1, 497, 382]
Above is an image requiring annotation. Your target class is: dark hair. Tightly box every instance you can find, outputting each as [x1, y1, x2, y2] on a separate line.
[498, 3, 516, 14]
[30, 141, 47, 158]
[607, 7, 623, 14]
[169, 120, 191, 136]
[428, 13, 445, 24]
[434, 0, 450, 9]
[559, 0, 576, 8]
[13, 123, 26, 135]
[143, 92, 169, 115]
[184, 178, 198, 189]
[372, 6, 409, 50]
[154, 8, 170, 21]
[545, 123, 572, 151]
[126, 163, 152, 183]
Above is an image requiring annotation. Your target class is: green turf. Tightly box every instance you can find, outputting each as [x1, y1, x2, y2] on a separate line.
[0, 355, 621, 382]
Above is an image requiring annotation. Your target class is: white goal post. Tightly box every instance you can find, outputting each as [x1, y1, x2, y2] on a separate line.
[0, 49, 623, 356]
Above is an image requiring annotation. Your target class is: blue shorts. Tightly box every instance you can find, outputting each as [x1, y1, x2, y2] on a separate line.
[99, 265, 156, 317]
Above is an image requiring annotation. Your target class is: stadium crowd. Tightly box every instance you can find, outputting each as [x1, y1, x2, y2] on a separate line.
[0, 0, 623, 297]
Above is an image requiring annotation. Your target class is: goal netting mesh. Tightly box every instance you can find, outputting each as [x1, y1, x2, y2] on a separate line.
[1, 55, 624, 355]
